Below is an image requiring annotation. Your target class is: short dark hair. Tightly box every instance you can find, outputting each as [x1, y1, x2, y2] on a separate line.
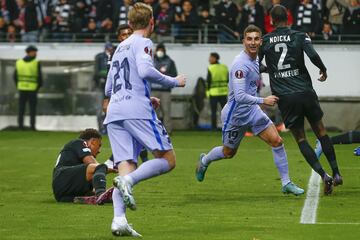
[156, 42, 166, 52]
[117, 24, 131, 34]
[26, 45, 38, 53]
[243, 24, 262, 38]
[79, 128, 101, 140]
[210, 52, 220, 61]
[270, 4, 288, 26]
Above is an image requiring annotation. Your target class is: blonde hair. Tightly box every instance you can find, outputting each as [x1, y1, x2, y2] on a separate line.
[128, 3, 153, 30]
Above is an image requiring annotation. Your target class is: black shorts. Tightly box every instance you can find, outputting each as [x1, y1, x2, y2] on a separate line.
[278, 91, 323, 129]
[52, 164, 93, 202]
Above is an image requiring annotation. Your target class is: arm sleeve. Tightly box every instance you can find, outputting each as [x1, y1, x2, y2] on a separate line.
[73, 140, 92, 159]
[104, 65, 113, 98]
[231, 64, 264, 105]
[136, 39, 178, 88]
[37, 62, 43, 89]
[169, 59, 177, 77]
[302, 34, 327, 72]
[14, 68, 17, 85]
[206, 69, 211, 90]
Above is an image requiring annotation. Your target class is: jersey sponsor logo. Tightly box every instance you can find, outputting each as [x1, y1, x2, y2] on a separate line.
[235, 70, 243, 79]
[82, 147, 91, 153]
[274, 69, 300, 78]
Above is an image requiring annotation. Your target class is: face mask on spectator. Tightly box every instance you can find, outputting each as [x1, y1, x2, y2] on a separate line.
[156, 50, 165, 58]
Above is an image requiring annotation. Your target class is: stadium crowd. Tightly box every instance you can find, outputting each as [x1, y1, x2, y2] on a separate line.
[0, 0, 359, 43]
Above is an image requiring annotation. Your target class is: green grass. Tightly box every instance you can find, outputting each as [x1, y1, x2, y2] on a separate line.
[0, 130, 359, 240]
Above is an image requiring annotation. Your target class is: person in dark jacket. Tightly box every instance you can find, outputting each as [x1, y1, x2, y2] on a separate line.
[151, 43, 178, 134]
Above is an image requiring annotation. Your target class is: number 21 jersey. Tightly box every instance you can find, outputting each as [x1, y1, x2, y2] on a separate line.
[104, 33, 177, 124]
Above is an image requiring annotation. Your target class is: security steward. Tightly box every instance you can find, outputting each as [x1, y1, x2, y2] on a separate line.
[14, 45, 42, 130]
[207, 52, 229, 129]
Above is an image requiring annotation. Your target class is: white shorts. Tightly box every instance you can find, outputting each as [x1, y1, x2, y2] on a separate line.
[107, 119, 173, 164]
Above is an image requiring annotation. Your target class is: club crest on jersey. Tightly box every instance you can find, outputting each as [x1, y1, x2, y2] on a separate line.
[235, 70, 243, 79]
[144, 47, 153, 57]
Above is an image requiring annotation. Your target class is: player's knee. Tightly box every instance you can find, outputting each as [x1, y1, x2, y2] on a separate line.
[223, 148, 236, 158]
[87, 163, 98, 174]
[160, 150, 176, 170]
[270, 136, 283, 147]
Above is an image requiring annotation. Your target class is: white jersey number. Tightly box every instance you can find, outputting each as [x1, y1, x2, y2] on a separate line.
[275, 43, 291, 70]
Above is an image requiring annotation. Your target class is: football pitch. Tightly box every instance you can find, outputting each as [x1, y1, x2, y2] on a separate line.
[0, 130, 359, 240]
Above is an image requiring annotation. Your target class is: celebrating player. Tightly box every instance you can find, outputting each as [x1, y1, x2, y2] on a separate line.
[196, 25, 304, 196]
[104, 3, 186, 237]
[259, 4, 342, 195]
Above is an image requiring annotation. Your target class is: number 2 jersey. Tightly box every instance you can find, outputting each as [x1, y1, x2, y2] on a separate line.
[259, 26, 327, 97]
[104, 33, 178, 124]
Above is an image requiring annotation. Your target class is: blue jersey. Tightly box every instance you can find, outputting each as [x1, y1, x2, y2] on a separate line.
[221, 51, 264, 126]
[104, 33, 178, 124]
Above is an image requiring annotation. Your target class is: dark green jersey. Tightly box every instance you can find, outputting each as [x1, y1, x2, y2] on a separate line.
[259, 27, 326, 96]
[54, 139, 92, 169]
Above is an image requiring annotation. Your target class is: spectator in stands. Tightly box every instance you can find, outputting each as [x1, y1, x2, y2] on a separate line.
[321, 20, 336, 40]
[155, 0, 173, 42]
[199, 6, 217, 43]
[81, 17, 102, 42]
[170, 0, 184, 38]
[236, 0, 265, 36]
[72, 0, 91, 33]
[13, 0, 39, 42]
[214, 0, 239, 42]
[294, 0, 321, 37]
[177, 0, 199, 43]
[0, 15, 7, 41]
[14, 45, 42, 131]
[143, 0, 160, 20]
[151, 43, 178, 134]
[264, 0, 294, 33]
[326, 0, 350, 34]
[281, 0, 300, 21]
[52, 0, 72, 42]
[114, 0, 133, 28]
[99, 17, 114, 35]
[206, 52, 228, 130]
[7, 23, 17, 42]
[342, 0, 360, 34]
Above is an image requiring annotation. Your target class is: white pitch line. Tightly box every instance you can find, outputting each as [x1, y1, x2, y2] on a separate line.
[300, 169, 321, 224]
[317, 222, 360, 225]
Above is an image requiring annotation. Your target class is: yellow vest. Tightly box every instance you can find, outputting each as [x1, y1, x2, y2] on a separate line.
[208, 63, 228, 96]
[16, 59, 39, 91]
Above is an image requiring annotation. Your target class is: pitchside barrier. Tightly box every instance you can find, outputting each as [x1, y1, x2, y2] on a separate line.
[0, 43, 359, 131]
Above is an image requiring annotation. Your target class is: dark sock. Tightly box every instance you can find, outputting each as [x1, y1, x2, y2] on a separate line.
[140, 149, 148, 162]
[331, 131, 360, 144]
[319, 135, 340, 176]
[93, 164, 107, 196]
[298, 140, 326, 177]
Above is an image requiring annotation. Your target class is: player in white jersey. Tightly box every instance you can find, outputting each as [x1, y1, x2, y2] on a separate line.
[195, 25, 304, 196]
[104, 3, 186, 237]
